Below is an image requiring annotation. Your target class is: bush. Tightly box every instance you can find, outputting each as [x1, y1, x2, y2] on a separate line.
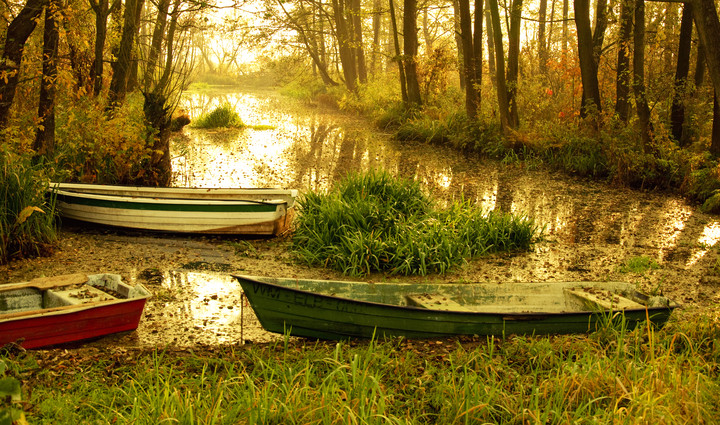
[0, 147, 57, 264]
[291, 170, 541, 276]
[55, 92, 151, 184]
[191, 103, 245, 129]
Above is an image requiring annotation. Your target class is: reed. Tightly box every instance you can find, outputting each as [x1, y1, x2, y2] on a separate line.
[191, 103, 245, 129]
[6, 311, 718, 424]
[0, 148, 57, 264]
[292, 170, 540, 276]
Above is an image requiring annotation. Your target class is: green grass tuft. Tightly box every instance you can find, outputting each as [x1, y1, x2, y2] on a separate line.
[619, 255, 660, 274]
[191, 104, 245, 129]
[291, 169, 541, 276]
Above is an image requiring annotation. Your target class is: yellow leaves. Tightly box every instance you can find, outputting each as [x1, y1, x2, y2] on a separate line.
[15, 206, 45, 226]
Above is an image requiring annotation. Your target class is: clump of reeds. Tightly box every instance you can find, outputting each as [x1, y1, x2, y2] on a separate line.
[191, 103, 244, 129]
[0, 148, 57, 263]
[291, 169, 540, 276]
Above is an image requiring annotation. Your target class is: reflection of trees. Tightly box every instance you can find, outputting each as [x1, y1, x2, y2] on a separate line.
[291, 120, 337, 190]
[333, 130, 366, 182]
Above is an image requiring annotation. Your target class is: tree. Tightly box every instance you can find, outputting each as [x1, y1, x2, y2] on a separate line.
[33, 0, 60, 159]
[403, 0, 422, 106]
[574, 0, 603, 118]
[108, 0, 145, 105]
[487, 0, 510, 129]
[458, 0, 479, 117]
[505, 0, 522, 128]
[670, 3, 693, 145]
[0, 0, 47, 127]
[538, 0, 548, 74]
[89, 0, 117, 96]
[633, 0, 654, 152]
[615, 0, 633, 122]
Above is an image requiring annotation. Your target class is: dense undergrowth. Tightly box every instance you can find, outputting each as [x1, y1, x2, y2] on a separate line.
[2, 311, 718, 424]
[292, 170, 540, 276]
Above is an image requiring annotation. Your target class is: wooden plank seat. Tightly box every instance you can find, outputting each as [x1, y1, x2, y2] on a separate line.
[565, 288, 645, 311]
[406, 293, 473, 311]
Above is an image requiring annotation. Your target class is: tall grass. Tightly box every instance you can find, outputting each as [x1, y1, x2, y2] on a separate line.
[191, 104, 244, 129]
[292, 170, 541, 276]
[0, 147, 57, 264]
[6, 311, 719, 424]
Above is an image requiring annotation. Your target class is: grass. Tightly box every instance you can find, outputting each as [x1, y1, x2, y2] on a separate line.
[291, 170, 541, 276]
[191, 103, 245, 129]
[619, 256, 661, 274]
[0, 147, 57, 264]
[3, 311, 719, 424]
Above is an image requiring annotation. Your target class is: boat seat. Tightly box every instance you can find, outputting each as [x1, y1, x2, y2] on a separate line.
[406, 293, 473, 311]
[565, 288, 644, 311]
[50, 285, 117, 306]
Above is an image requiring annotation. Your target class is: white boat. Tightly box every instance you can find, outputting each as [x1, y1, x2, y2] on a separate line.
[50, 183, 298, 235]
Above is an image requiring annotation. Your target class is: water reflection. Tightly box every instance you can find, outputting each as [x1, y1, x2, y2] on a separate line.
[169, 88, 720, 308]
[148, 270, 273, 345]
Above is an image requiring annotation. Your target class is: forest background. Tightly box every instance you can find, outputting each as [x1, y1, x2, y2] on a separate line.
[3, 0, 720, 261]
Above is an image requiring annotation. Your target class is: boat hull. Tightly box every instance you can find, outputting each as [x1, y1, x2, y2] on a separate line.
[50, 183, 297, 235]
[1, 274, 150, 349]
[234, 275, 677, 339]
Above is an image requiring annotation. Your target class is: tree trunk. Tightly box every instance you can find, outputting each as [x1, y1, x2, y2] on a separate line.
[403, 0, 422, 106]
[711, 91, 720, 156]
[615, 0, 633, 122]
[485, 9, 496, 87]
[633, 0, 654, 152]
[125, 0, 145, 93]
[574, 0, 602, 117]
[458, 0, 478, 117]
[143, 0, 170, 90]
[472, 0, 483, 104]
[89, 0, 110, 96]
[389, 0, 407, 102]
[538, 0, 547, 74]
[695, 42, 706, 89]
[33, 0, 59, 160]
[561, 0, 569, 53]
[0, 0, 47, 127]
[671, 3, 693, 146]
[332, 0, 358, 91]
[371, 0, 382, 75]
[350, 0, 367, 84]
[452, 0, 465, 89]
[691, 0, 720, 106]
[488, 0, 510, 130]
[154, 0, 180, 95]
[506, 0, 522, 129]
[108, 0, 144, 105]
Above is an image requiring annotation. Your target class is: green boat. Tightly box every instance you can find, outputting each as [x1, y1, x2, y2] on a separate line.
[233, 275, 678, 339]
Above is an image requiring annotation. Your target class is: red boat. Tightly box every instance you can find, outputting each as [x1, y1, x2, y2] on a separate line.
[0, 273, 151, 349]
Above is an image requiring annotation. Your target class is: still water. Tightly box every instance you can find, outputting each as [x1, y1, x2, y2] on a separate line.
[142, 88, 720, 345]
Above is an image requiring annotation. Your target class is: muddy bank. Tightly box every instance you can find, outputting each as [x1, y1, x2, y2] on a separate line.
[2, 162, 719, 348]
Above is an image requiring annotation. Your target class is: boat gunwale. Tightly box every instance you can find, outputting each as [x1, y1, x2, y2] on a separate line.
[52, 188, 289, 207]
[233, 275, 677, 316]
